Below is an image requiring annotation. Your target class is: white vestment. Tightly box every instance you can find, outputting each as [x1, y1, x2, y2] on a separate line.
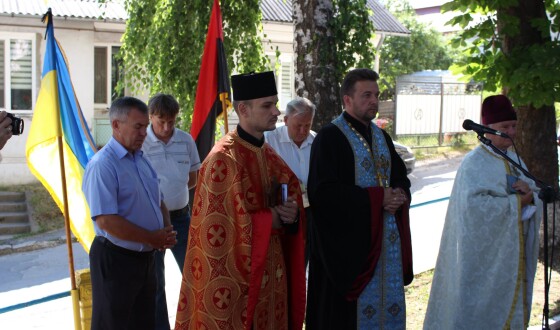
[423, 145, 541, 330]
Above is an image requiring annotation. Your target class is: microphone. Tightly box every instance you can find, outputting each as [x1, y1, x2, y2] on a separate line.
[462, 119, 510, 138]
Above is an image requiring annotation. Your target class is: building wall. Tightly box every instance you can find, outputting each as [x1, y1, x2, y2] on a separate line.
[0, 17, 124, 184]
[0, 17, 296, 185]
[408, 0, 463, 35]
[226, 21, 295, 132]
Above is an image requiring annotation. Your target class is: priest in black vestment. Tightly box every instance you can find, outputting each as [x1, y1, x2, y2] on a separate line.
[305, 68, 413, 330]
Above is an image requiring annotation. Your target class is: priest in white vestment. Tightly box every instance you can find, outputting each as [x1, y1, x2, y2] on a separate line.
[423, 95, 542, 330]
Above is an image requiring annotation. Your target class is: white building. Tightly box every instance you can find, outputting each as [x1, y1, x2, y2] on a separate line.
[0, 0, 408, 184]
[407, 0, 460, 35]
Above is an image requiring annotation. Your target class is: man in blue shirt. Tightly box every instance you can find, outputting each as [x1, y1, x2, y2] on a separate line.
[142, 93, 201, 330]
[83, 96, 177, 330]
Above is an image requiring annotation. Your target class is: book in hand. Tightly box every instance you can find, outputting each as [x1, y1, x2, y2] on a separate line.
[506, 174, 520, 195]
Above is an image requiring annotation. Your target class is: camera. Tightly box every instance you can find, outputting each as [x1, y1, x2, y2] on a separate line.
[6, 113, 24, 135]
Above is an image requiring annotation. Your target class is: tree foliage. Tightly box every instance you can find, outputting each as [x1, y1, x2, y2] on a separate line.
[120, 0, 381, 132]
[331, 0, 376, 82]
[379, 1, 462, 98]
[443, 0, 560, 108]
[120, 0, 270, 129]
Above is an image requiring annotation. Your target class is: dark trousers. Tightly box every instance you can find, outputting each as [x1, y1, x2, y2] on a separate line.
[168, 206, 191, 271]
[305, 207, 313, 267]
[154, 206, 191, 330]
[90, 236, 156, 330]
[154, 251, 170, 330]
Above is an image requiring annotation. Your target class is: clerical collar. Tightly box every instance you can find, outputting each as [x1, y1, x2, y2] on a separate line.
[237, 124, 265, 147]
[343, 112, 373, 146]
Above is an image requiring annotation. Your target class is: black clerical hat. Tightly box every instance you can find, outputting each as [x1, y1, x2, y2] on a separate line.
[231, 71, 277, 101]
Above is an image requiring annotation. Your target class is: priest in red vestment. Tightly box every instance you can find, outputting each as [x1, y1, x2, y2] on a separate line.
[175, 71, 306, 330]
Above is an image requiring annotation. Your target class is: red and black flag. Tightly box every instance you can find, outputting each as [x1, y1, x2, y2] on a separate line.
[191, 0, 231, 162]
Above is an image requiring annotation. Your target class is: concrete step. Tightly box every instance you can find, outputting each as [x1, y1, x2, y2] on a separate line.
[0, 212, 29, 224]
[0, 202, 27, 212]
[0, 234, 14, 242]
[0, 191, 26, 203]
[0, 223, 31, 235]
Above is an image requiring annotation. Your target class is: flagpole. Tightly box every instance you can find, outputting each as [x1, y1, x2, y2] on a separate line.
[221, 94, 229, 133]
[56, 135, 81, 329]
[44, 9, 82, 329]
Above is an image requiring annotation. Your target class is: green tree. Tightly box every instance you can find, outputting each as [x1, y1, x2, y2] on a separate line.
[294, 0, 375, 130]
[121, 0, 381, 132]
[379, 1, 461, 99]
[444, 0, 559, 246]
[120, 0, 269, 129]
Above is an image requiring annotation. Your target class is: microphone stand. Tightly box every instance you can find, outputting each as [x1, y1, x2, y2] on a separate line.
[477, 134, 556, 330]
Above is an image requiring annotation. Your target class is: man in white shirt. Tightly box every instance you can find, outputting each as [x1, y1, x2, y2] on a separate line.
[142, 93, 201, 330]
[265, 97, 316, 263]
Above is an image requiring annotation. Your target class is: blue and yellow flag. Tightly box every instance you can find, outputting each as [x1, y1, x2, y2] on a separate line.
[26, 10, 97, 252]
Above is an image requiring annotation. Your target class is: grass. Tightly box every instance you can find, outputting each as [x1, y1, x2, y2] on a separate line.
[0, 183, 64, 234]
[395, 133, 476, 162]
[405, 269, 434, 327]
[405, 254, 560, 329]
[396, 132, 480, 148]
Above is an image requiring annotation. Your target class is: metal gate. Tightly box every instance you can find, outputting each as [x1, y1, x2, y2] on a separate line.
[395, 71, 483, 146]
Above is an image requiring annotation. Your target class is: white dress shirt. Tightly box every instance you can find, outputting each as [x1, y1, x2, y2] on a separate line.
[142, 126, 201, 210]
[265, 125, 316, 187]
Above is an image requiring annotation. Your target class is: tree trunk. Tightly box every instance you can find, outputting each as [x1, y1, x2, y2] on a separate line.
[294, 0, 341, 132]
[499, 0, 559, 248]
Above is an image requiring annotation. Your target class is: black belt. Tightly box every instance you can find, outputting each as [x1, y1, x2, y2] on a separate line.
[96, 236, 154, 257]
[169, 205, 189, 218]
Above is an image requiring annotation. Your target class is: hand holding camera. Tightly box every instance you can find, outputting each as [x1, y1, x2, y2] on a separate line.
[0, 111, 23, 150]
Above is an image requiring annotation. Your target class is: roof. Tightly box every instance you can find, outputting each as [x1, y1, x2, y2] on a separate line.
[0, 0, 127, 22]
[407, 0, 448, 10]
[261, 0, 410, 35]
[365, 0, 410, 35]
[0, 0, 409, 35]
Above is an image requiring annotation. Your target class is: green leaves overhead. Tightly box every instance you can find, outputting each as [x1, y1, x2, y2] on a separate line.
[120, 0, 268, 129]
[443, 0, 560, 108]
[331, 0, 375, 82]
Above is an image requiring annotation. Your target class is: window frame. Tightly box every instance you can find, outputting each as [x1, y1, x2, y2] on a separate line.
[93, 43, 123, 109]
[266, 52, 295, 113]
[0, 32, 37, 114]
[277, 53, 294, 113]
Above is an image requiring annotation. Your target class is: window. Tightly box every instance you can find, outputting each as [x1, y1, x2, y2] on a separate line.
[266, 53, 295, 112]
[94, 45, 123, 105]
[278, 56, 294, 112]
[0, 34, 35, 112]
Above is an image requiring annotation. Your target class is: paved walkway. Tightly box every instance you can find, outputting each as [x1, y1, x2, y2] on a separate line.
[0, 240, 181, 329]
[0, 229, 69, 256]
